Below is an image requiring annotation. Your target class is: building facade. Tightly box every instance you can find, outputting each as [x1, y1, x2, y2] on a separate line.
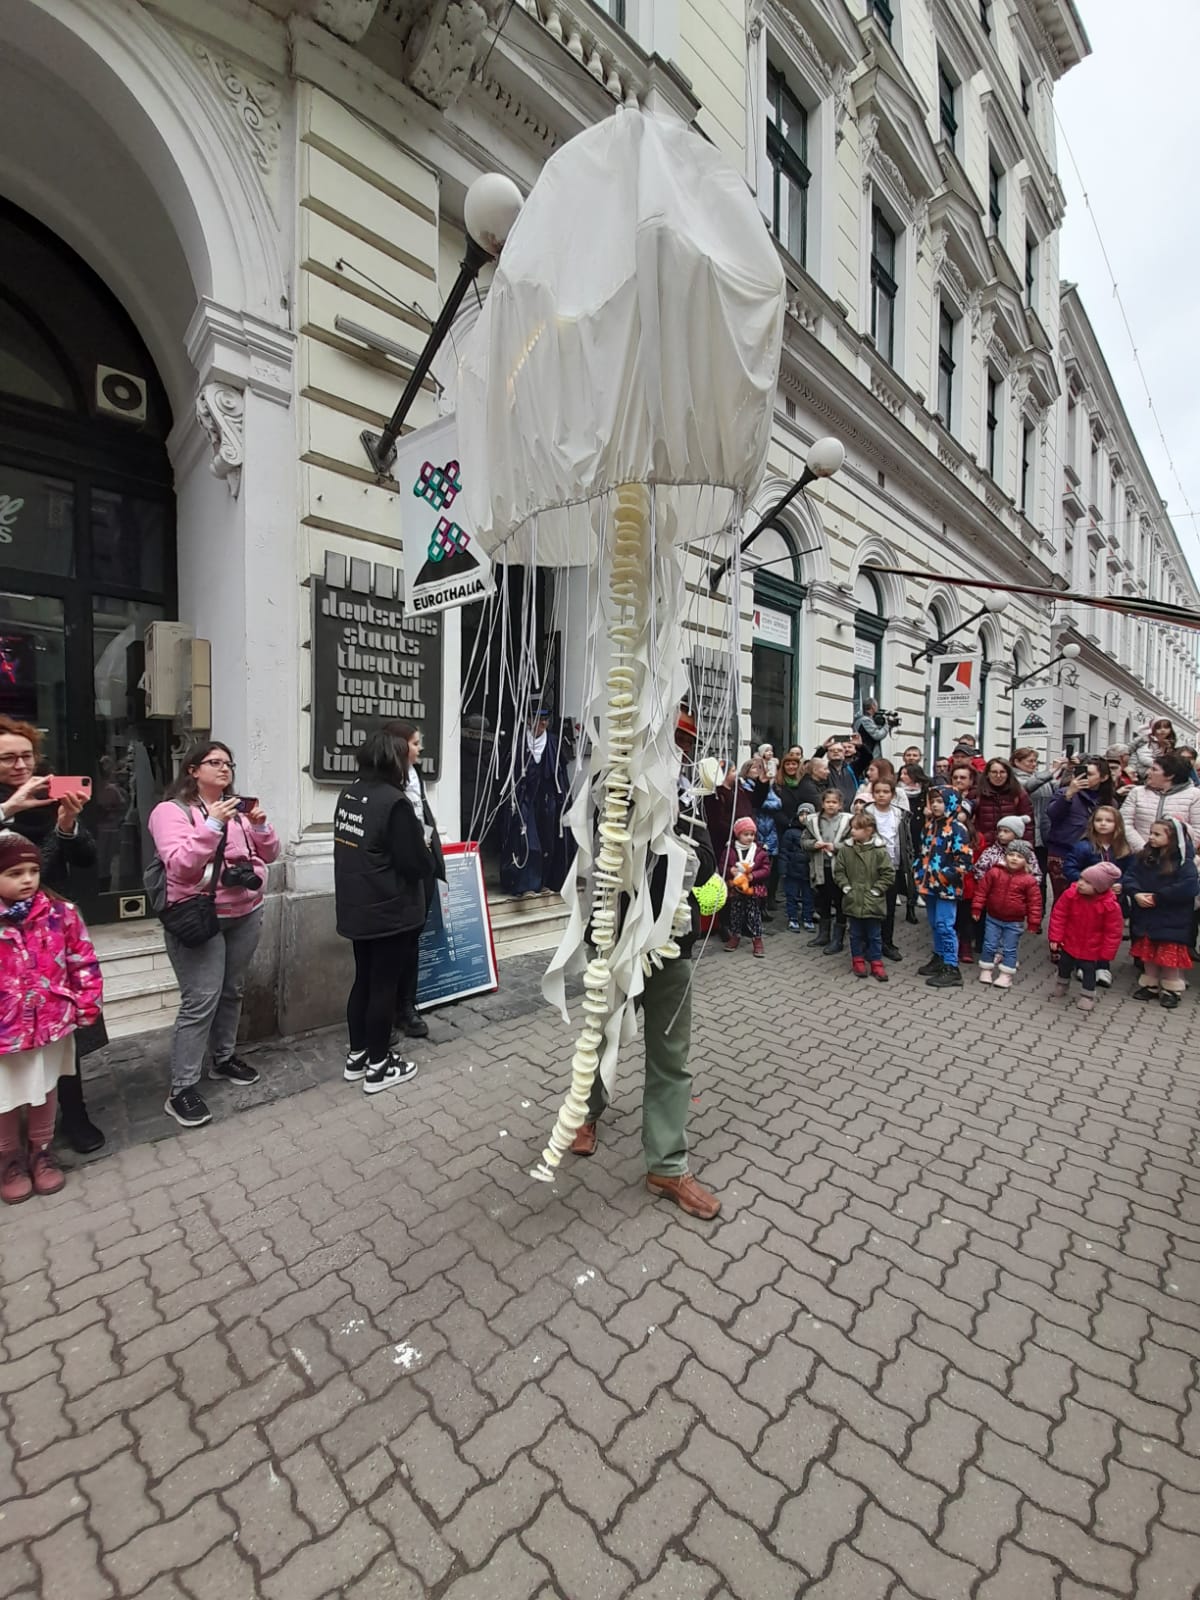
[1051, 285, 1200, 754]
[1, 0, 1194, 1039]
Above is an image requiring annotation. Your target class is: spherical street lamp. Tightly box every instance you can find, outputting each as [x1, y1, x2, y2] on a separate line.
[1060, 641, 1082, 660]
[805, 436, 845, 479]
[464, 173, 524, 257]
[983, 590, 1012, 613]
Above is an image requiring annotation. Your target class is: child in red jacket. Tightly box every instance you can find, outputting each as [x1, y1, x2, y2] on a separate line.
[1048, 861, 1124, 1013]
[973, 841, 1043, 990]
[722, 816, 771, 957]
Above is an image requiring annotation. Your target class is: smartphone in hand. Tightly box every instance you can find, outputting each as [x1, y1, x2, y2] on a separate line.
[235, 796, 258, 815]
[46, 775, 92, 801]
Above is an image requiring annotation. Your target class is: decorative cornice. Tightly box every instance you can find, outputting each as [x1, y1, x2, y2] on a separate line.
[190, 43, 282, 183]
[185, 298, 296, 405]
[196, 384, 245, 497]
[406, 0, 508, 110]
[475, 71, 559, 150]
[291, 0, 384, 41]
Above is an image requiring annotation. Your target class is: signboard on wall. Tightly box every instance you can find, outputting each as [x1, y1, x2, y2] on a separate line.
[853, 637, 877, 668]
[1014, 685, 1052, 751]
[394, 416, 494, 615]
[751, 605, 791, 648]
[932, 653, 982, 716]
[416, 844, 498, 1010]
[311, 552, 442, 782]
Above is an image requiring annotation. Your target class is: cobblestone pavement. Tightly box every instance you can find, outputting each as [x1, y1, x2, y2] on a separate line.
[2, 922, 1199, 1599]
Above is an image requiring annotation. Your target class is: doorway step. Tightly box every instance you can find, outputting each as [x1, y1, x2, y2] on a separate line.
[90, 921, 180, 1039]
[488, 889, 569, 960]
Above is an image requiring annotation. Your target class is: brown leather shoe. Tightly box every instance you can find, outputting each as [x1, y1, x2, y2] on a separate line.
[646, 1171, 720, 1219]
[571, 1122, 598, 1156]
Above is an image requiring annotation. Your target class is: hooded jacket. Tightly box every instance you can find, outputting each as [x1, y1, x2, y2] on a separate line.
[971, 784, 1032, 847]
[721, 838, 770, 898]
[1064, 838, 1128, 885]
[973, 865, 1044, 932]
[1048, 883, 1125, 963]
[1121, 820, 1200, 945]
[777, 817, 810, 880]
[915, 810, 973, 902]
[801, 809, 852, 883]
[1044, 786, 1106, 855]
[833, 837, 896, 919]
[0, 891, 103, 1054]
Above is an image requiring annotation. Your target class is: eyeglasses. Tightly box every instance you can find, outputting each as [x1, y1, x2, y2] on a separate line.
[198, 758, 234, 771]
[0, 752, 35, 768]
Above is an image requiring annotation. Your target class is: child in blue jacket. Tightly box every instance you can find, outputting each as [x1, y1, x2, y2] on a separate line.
[778, 805, 814, 931]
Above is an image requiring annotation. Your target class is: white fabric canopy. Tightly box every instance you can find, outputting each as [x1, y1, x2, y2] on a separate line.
[458, 110, 785, 564]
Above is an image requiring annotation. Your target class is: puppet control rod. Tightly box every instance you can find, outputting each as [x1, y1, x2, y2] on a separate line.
[530, 483, 653, 1182]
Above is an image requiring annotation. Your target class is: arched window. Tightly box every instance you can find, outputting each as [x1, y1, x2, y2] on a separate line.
[853, 571, 886, 719]
[750, 521, 805, 753]
[0, 293, 79, 410]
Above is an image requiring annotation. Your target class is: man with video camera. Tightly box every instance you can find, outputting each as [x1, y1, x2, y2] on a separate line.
[854, 699, 900, 764]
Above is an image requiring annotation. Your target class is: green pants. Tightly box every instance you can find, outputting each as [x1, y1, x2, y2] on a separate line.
[586, 954, 694, 1176]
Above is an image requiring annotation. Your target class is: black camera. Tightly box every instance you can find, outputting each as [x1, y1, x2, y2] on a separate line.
[882, 710, 902, 729]
[221, 861, 263, 891]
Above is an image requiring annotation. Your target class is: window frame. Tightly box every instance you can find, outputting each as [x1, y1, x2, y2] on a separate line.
[766, 63, 811, 269]
[979, 1, 991, 36]
[1024, 232, 1037, 309]
[988, 156, 1003, 238]
[936, 301, 957, 433]
[938, 59, 959, 148]
[870, 0, 894, 39]
[870, 205, 898, 366]
[985, 371, 1000, 478]
[1020, 420, 1034, 515]
[1020, 70, 1031, 117]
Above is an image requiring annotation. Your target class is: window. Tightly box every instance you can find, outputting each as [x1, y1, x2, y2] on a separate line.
[766, 66, 810, 267]
[979, 1, 991, 35]
[937, 303, 956, 431]
[1024, 232, 1037, 309]
[938, 60, 958, 147]
[591, 0, 626, 22]
[1020, 71, 1031, 117]
[988, 156, 1002, 237]
[1020, 421, 1034, 515]
[985, 372, 1000, 477]
[1065, 393, 1077, 471]
[870, 0, 894, 38]
[870, 206, 898, 365]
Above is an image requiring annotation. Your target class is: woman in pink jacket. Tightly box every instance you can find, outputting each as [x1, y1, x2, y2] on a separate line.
[0, 831, 103, 1203]
[148, 741, 279, 1130]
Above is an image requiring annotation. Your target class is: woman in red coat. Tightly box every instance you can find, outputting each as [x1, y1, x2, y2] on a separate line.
[972, 758, 1033, 847]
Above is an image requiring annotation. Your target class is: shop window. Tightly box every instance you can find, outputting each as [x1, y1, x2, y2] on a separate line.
[750, 523, 805, 753]
[0, 295, 77, 411]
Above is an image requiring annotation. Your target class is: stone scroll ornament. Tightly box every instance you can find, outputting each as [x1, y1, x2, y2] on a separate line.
[457, 110, 785, 1183]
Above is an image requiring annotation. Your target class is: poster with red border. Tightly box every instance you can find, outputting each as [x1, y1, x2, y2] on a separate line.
[415, 842, 499, 1011]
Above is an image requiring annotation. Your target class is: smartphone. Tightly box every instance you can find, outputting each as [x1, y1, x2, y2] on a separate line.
[46, 775, 92, 801]
[235, 796, 258, 815]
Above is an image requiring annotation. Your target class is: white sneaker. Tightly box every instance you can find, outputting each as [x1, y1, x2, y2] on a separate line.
[363, 1054, 419, 1095]
[344, 1050, 368, 1082]
[1096, 968, 1112, 988]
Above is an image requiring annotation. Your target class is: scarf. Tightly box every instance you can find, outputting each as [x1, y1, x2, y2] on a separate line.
[0, 897, 34, 923]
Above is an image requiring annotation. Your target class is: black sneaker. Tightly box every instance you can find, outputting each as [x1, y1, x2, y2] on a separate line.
[164, 1087, 213, 1128]
[882, 944, 903, 961]
[917, 955, 943, 976]
[344, 1050, 368, 1082]
[400, 1011, 430, 1039]
[210, 1054, 260, 1086]
[926, 965, 963, 989]
[363, 1054, 419, 1095]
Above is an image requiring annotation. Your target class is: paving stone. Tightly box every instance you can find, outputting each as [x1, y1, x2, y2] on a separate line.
[853, 1503, 978, 1600]
[392, 1412, 480, 1518]
[439, 1533, 550, 1600]
[686, 1498, 803, 1600]
[522, 1493, 635, 1600]
[770, 1462, 865, 1576]
[220, 1458, 311, 1573]
[609, 1391, 697, 1488]
[282, 1441, 351, 1534]
[975, 1539, 1062, 1599]
[105, 1495, 235, 1593]
[261, 1508, 387, 1600]
[30, 1516, 113, 1600]
[621, 1550, 720, 1600]
[532, 1419, 632, 1527]
[935, 1466, 1021, 1569]
[368, 1479, 457, 1587]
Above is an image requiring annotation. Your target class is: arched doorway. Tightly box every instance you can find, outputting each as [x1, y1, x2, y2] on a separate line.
[749, 522, 805, 752]
[1, 200, 175, 922]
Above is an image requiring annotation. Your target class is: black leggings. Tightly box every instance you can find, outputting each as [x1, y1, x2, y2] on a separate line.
[348, 932, 420, 1061]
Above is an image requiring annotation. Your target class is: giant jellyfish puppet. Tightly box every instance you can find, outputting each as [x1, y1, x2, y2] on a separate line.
[458, 111, 786, 1182]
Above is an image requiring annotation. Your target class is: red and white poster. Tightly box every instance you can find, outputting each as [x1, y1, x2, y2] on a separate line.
[932, 653, 982, 717]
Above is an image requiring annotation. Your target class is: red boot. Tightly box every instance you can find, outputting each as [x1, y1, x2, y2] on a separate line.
[958, 937, 975, 965]
[752, 938, 765, 958]
[724, 936, 740, 952]
[870, 960, 889, 982]
[852, 956, 868, 978]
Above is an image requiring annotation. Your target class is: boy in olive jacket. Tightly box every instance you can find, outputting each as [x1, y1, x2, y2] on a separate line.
[833, 812, 896, 981]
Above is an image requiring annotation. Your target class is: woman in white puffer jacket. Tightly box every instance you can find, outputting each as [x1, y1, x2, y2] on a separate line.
[1120, 751, 1200, 851]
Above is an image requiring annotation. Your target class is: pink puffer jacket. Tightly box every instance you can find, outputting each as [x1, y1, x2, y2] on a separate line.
[0, 892, 103, 1054]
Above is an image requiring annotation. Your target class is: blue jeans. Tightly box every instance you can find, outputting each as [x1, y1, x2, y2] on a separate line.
[849, 918, 883, 961]
[980, 915, 1022, 969]
[784, 875, 813, 924]
[926, 897, 958, 967]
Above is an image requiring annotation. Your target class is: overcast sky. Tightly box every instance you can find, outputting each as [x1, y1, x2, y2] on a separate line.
[1055, 1, 1200, 580]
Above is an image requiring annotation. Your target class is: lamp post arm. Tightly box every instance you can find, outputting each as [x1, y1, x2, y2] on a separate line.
[362, 234, 491, 476]
[1004, 651, 1070, 695]
[908, 604, 989, 670]
[708, 467, 816, 593]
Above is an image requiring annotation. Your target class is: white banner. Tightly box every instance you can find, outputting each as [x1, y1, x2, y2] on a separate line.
[395, 415, 494, 615]
[932, 653, 983, 716]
